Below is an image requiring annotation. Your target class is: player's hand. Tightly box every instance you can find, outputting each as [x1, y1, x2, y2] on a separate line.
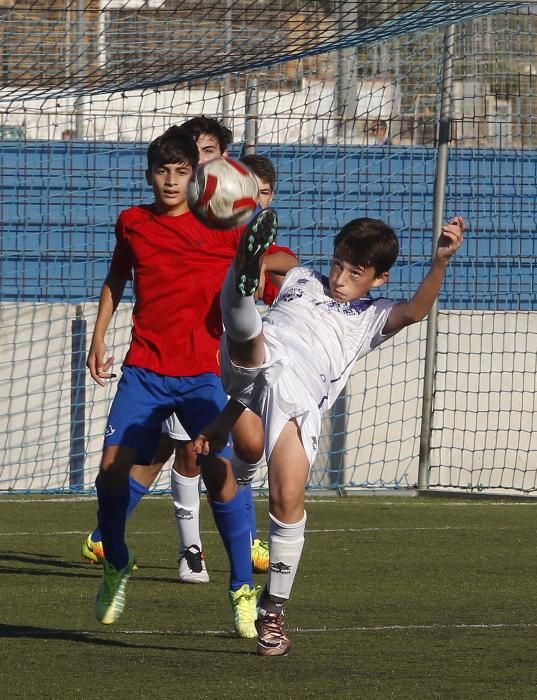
[193, 421, 230, 456]
[86, 339, 116, 386]
[437, 216, 465, 260]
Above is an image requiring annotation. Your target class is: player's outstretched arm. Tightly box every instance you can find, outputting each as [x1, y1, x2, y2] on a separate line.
[194, 399, 246, 456]
[86, 270, 126, 386]
[383, 217, 465, 336]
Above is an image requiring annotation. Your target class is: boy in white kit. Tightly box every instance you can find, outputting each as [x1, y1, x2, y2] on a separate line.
[195, 208, 465, 656]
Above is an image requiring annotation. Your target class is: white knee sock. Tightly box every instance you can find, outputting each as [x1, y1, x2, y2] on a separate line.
[266, 511, 307, 602]
[220, 261, 263, 342]
[171, 470, 202, 555]
[232, 451, 267, 486]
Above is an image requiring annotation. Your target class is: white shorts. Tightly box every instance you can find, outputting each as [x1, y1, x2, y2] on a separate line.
[162, 414, 190, 442]
[161, 399, 255, 445]
[221, 333, 321, 467]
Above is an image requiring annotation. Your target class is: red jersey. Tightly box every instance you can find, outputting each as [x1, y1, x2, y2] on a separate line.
[261, 244, 297, 306]
[110, 205, 241, 376]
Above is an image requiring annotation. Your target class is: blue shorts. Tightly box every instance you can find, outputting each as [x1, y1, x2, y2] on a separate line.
[103, 366, 232, 464]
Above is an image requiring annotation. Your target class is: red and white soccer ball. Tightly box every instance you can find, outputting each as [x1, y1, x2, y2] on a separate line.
[187, 157, 259, 229]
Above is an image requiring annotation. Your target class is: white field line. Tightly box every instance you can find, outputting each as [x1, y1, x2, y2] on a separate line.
[1, 495, 536, 506]
[19, 622, 537, 638]
[0, 525, 522, 537]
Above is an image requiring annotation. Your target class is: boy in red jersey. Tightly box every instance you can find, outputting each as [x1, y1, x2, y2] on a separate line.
[83, 116, 238, 584]
[88, 125, 290, 635]
[83, 144, 296, 587]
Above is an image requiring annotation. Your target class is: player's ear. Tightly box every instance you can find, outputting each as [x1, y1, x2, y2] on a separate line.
[371, 271, 389, 288]
[145, 169, 153, 186]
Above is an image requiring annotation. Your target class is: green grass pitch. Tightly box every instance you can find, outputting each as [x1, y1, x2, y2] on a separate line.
[2, 494, 537, 698]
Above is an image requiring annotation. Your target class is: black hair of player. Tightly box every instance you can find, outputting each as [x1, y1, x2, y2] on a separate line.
[333, 218, 399, 276]
[181, 115, 233, 155]
[147, 126, 199, 171]
[240, 154, 276, 191]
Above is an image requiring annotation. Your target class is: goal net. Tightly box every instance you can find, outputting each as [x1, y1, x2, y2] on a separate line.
[1, 1, 535, 495]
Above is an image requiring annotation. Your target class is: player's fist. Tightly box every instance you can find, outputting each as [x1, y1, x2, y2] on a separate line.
[437, 216, 465, 259]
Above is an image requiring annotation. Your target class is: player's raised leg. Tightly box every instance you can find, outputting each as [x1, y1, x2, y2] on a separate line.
[220, 208, 277, 373]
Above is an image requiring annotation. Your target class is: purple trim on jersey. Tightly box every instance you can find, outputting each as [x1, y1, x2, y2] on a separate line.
[320, 274, 374, 313]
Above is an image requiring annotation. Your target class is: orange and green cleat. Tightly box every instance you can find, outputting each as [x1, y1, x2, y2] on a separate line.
[251, 538, 269, 574]
[81, 532, 105, 565]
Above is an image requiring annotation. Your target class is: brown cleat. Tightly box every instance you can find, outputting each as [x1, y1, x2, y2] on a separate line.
[255, 609, 291, 657]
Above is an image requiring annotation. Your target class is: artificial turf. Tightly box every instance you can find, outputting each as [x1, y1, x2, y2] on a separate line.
[1, 494, 537, 698]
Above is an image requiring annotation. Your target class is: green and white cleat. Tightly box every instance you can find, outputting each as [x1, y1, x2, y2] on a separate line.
[236, 208, 278, 297]
[95, 551, 135, 625]
[229, 584, 259, 638]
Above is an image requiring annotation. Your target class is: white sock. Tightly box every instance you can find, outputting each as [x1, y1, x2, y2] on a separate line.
[171, 469, 202, 555]
[266, 511, 307, 602]
[220, 261, 263, 342]
[232, 451, 267, 486]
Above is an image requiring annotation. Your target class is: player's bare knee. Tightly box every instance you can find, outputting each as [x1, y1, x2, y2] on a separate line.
[269, 489, 304, 523]
[233, 442, 263, 465]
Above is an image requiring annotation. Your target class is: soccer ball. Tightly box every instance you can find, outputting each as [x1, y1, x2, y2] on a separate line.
[187, 157, 259, 228]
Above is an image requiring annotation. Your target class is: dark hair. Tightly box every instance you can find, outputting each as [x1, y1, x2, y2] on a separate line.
[333, 218, 399, 276]
[181, 115, 233, 154]
[240, 154, 276, 191]
[147, 125, 199, 170]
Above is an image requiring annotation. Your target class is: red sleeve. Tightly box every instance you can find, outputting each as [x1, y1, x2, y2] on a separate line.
[265, 244, 297, 259]
[109, 213, 134, 280]
[262, 244, 297, 305]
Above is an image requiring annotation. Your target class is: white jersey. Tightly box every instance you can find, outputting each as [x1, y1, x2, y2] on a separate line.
[262, 266, 397, 413]
[221, 266, 398, 466]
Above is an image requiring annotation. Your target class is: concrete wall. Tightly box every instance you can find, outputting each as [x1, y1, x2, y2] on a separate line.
[2, 304, 536, 495]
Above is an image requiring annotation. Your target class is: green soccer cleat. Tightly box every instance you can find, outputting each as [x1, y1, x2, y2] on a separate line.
[82, 532, 138, 570]
[235, 208, 278, 297]
[81, 532, 105, 565]
[229, 584, 259, 639]
[251, 538, 269, 574]
[95, 551, 135, 625]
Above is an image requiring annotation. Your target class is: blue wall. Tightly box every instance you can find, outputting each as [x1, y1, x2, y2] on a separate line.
[1, 141, 536, 309]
